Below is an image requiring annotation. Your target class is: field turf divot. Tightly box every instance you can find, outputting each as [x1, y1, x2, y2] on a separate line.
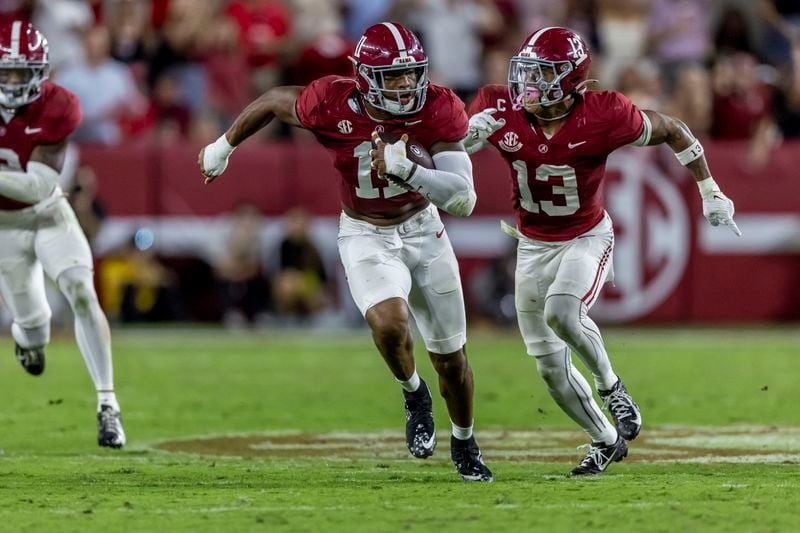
[154, 425, 800, 464]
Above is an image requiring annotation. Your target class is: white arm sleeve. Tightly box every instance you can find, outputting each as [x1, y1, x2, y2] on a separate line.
[405, 151, 477, 217]
[0, 161, 60, 203]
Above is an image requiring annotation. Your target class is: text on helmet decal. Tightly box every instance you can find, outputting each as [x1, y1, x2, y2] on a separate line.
[567, 37, 587, 63]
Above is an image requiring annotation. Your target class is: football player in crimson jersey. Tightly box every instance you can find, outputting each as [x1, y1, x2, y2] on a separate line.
[465, 27, 740, 476]
[199, 22, 492, 482]
[0, 21, 125, 447]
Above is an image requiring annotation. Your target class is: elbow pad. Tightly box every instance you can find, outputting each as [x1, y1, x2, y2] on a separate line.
[433, 151, 476, 216]
[442, 187, 477, 217]
[407, 151, 476, 217]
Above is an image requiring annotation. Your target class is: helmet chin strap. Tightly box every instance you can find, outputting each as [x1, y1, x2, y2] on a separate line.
[373, 95, 419, 115]
[530, 98, 576, 121]
[533, 107, 573, 121]
[531, 79, 595, 121]
[362, 94, 415, 120]
[380, 95, 415, 115]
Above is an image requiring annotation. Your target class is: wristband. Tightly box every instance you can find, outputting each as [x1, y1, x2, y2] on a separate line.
[696, 177, 719, 198]
[675, 138, 704, 165]
[211, 134, 235, 156]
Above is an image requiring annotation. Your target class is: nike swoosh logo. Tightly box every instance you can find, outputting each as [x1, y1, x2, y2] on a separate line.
[435, 228, 445, 238]
[405, 120, 422, 126]
[421, 435, 435, 450]
[568, 141, 587, 149]
[25, 126, 42, 134]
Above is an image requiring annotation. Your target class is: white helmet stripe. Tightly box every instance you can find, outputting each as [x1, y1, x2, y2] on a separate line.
[527, 26, 559, 47]
[381, 22, 408, 58]
[354, 35, 367, 57]
[11, 20, 21, 57]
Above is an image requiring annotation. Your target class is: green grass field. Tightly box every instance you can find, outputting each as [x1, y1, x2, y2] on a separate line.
[1, 326, 798, 532]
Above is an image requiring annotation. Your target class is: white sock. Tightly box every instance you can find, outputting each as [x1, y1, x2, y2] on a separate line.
[11, 322, 50, 348]
[397, 370, 421, 392]
[98, 390, 120, 412]
[451, 420, 473, 440]
[598, 426, 618, 446]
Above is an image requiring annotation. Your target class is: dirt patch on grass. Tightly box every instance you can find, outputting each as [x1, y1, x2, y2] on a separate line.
[154, 426, 800, 464]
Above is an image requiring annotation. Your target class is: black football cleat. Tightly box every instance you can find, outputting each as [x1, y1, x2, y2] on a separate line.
[451, 435, 494, 482]
[15, 343, 45, 376]
[403, 379, 436, 458]
[569, 435, 628, 476]
[599, 377, 642, 440]
[97, 405, 126, 449]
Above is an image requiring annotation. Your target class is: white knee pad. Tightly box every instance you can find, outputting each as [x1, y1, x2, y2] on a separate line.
[543, 295, 583, 345]
[11, 321, 50, 348]
[57, 266, 99, 317]
[534, 351, 569, 388]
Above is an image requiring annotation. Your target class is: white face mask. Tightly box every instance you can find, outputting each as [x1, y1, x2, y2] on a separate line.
[381, 95, 417, 114]
[0, 64, 49, 108]
[359, 62, 429, 116]
[508, 57, 573, 109]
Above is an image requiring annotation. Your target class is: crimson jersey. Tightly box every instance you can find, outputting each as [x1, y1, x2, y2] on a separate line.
[295, 75, 468, 216]
[470, 85, 644, 241]
[0, 81, 81, 210]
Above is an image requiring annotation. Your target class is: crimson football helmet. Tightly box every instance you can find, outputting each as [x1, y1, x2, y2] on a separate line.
[349, 22, 428, 115]
[0, 20, 49, 108]
[508, 27, 591, 109]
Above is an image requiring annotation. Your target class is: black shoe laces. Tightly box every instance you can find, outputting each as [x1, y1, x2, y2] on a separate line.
[453, 442, 482, 470]
[405, 389, 432, 424]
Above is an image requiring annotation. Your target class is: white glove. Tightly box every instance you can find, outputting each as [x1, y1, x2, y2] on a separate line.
[200, 134, 235, 183]
[371, 131, 415, 181]
[699, 178, 741, 236]
[464, 108, 505, 154]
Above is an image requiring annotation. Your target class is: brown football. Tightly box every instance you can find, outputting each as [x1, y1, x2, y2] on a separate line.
[373, 132, 435, 170]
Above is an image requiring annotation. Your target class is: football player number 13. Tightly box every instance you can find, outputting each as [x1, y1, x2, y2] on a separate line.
[513, 161, 580, 216]
[353, 141, 408, 199]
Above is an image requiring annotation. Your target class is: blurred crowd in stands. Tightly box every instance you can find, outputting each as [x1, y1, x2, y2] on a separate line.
[4, 0, 798, 149]
[5, 0, 800, 328]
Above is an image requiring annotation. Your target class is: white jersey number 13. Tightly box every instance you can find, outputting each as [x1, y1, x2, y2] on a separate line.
[512, 161, 580, 216]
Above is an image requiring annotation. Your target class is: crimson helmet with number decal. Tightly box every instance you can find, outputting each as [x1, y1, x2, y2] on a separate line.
[349, 22, 428, 115]
[509, 27, 591, 109]
[0, 20, 49, 108]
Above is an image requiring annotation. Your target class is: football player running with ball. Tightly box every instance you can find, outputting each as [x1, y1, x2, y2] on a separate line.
[0, 21, 125, 448]
[465, 27, 740, 476]
[199, 22, 492, 482]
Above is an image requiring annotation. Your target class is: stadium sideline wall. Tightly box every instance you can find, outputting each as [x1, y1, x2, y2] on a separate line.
[79, 140, 800, 323]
